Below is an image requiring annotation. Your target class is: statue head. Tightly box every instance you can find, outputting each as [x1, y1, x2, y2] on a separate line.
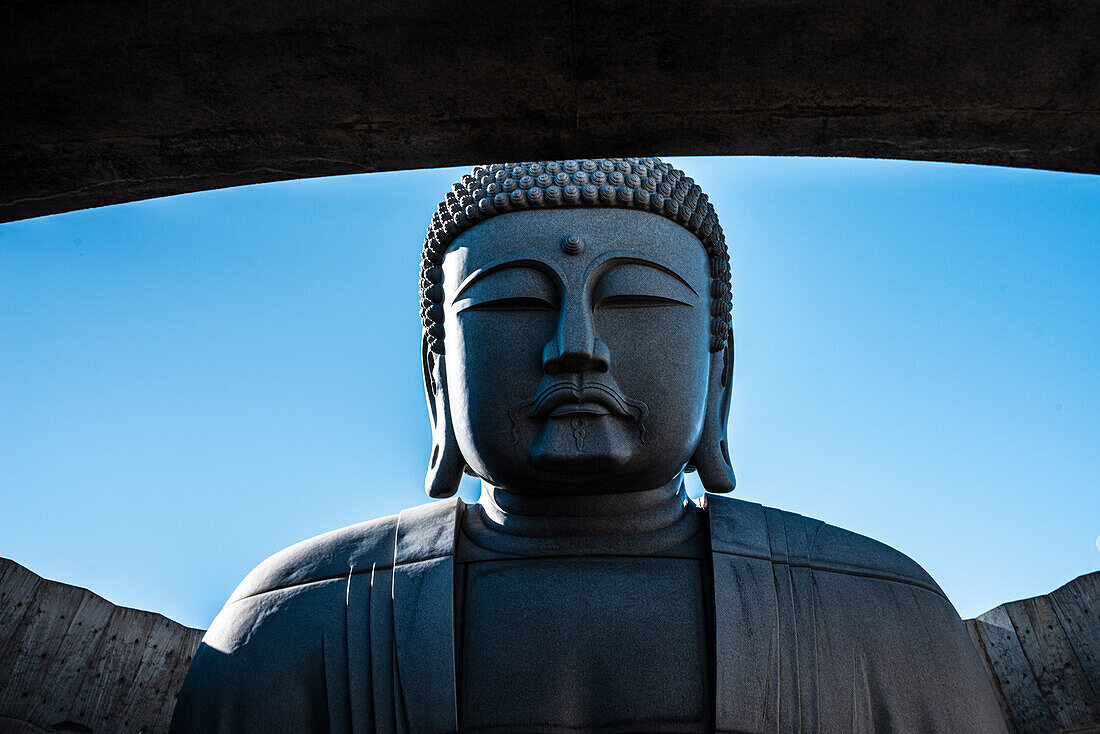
[420, 158, 735, 499]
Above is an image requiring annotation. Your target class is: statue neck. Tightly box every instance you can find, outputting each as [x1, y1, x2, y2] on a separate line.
[463, 475, 703, 557]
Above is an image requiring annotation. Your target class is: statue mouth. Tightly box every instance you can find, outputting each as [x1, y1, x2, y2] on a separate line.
[547, 402, 610, 417]
[529, 382, 632, 419]
[509, 380, 649, 445]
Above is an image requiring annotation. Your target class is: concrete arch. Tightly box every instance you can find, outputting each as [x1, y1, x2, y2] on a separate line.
[2, 0, 1097, 222]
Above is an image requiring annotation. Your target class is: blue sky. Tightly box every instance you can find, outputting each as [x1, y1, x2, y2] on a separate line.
[1, 156, 1097, 630]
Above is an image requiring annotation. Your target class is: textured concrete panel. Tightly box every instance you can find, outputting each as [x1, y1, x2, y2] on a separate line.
[2, 0, 1098, 222]
[967, 571, 1100, 734]
[0, 558, 203, 734]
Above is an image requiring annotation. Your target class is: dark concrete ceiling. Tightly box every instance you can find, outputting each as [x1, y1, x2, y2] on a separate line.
[2, 1, 1097, 222]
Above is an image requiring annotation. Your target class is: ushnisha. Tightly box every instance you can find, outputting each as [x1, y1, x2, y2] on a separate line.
[419, 158, 731, 355]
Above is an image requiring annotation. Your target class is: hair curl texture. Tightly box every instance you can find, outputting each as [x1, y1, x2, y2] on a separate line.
[420, 157, 732, 354]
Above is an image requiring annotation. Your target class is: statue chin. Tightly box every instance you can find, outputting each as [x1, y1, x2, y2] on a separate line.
[528, 415, 634, 476]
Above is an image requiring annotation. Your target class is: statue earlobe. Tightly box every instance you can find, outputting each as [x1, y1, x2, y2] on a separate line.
[691, 337, 736, 494]
[423, 338, 466, 499]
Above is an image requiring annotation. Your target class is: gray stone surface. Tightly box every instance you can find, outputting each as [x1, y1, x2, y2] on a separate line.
[170, 160, 1008, 732]
[3, 1, 1099, 222]
[0, 557, 203, 734]
[3, 553, 1098, 732]
[171, 493, 1013, 733]
[967, 571, 1100, 734]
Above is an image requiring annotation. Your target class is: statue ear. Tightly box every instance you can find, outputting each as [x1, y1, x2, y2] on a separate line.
[690, 336, 736, 494]
[422, 337, 467, 498]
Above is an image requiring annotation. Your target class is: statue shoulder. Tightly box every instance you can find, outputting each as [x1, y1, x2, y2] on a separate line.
[704, 495, 1007, 732]
[704, 493, 943, 597]
[172, 516, 402, 733]
[228, 512, 401, 603]
[173, 501, 463, 732]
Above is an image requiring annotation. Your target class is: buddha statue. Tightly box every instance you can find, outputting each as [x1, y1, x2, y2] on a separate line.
[170, 159, 1008, 733]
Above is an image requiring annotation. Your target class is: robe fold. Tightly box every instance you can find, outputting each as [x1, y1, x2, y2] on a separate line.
[169, 495, 1007, 734]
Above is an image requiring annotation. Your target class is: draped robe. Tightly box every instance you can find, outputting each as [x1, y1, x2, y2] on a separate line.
[169, 495, 1007, 733]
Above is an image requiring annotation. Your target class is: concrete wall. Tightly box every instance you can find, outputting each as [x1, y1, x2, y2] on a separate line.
[3, 1, 1098, 222]
[0, 558, 202, 734]
[968, 572, 1100, 734]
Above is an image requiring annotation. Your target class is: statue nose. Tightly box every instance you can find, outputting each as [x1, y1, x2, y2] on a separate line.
[543, 346, 610, 375]
[542, 306, 610, 375]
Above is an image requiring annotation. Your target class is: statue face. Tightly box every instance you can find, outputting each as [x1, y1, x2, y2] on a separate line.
[440, 208, 713, 495]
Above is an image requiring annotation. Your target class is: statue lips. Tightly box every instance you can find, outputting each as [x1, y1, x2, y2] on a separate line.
[548, 402, 609, 418]
[509, 380, 650, 445]
[528, 381, 631, 421]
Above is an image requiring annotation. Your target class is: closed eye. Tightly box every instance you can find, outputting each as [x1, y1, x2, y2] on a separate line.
[597, 294, 691, 309]
[460, 297, 555, 312]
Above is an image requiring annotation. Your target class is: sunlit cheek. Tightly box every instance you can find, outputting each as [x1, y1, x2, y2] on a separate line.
[461, 313, 552, 368]
[451, 312, 554, 419]
[597, 308, 710, 412]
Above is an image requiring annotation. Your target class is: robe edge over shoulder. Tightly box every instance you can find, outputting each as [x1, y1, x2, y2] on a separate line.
[227, 499, 465, 604]
[702, 494, 945, 599]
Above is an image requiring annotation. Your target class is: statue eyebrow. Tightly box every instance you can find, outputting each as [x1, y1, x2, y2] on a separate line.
[591, 253, 699, 296]
[450, 257, 560, 303]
